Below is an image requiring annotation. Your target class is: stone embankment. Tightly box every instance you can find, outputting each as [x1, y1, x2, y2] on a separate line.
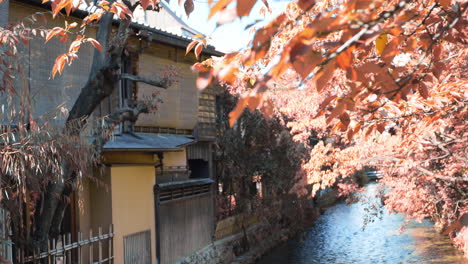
[176, 187, 343, 264]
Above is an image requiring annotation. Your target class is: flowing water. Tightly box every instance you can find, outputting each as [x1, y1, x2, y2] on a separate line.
[257, 184, 467, 264]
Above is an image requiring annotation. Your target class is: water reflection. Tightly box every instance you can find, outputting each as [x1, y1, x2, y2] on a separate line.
[257, 184, 467, 264]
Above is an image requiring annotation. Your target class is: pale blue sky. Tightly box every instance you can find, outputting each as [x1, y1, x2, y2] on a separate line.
[165, 0, 290, 53]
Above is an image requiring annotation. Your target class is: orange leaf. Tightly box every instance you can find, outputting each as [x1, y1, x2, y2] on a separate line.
[218, 65, 239, 84]
[375, 33, 387, 55]
[246, 93, 262, 112]
[186, 40, 198, 55]
[69, 38, 82, 53]
[336, 48, 353, 70]
[83, 11, 104, 25]
[51, 54, 68, 79]
[229, 96, 248, 127]
[194, 42, 203, 59]
[437, 0, 451, 8]
[110, 2, 133, 19]
[45, 27, 64, 43]
[87, 38, 103, 52]
[365, 124, 375, 138]
[209, 0, 234, 19]
[237, 0, 256, 17]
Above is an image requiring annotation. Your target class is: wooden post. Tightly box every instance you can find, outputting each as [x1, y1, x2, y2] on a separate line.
[89, 229, 93, 264]
[62, 234, 66, 264]
[67, 233, 72, 263]
[48, 239, 52, 264]
[98, 227, 102, 263]
[108, 225, 113, 264]
[52, 239, 56, 264]
[77, 231, 82, 264]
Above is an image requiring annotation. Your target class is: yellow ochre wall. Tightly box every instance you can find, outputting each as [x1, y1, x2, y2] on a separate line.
[111, 166, 156, 264]
[163, 150, 187, 168]
[77, 168, 113, 261]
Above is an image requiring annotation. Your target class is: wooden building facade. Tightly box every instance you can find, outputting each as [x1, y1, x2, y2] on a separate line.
[3, 0, 222, 263]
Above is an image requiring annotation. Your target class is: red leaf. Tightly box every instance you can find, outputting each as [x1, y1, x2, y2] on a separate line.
[237, 0, 256, 17]
[290, 42, 321, 79]
[313, 60, 336, 92]
[297, 0, 315, 11]
[184, 0, 194, 17]
[418, 81, 430, 99]
[140, 0, 151, 10]
[376, 122, 386, 133]
[339, 112, 350, 129]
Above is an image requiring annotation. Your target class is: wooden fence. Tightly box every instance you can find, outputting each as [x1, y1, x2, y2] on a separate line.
[16, 226, 114, 264]
[0, 208, 13, 262]
[158, 193, 214, 264]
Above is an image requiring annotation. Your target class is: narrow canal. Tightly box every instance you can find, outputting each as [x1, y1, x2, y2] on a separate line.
[257, 184, 467, 264]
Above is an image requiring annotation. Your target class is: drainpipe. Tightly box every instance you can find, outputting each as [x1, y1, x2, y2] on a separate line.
[0, 0, 8, 28]
[153, 184, 161, 264]
[154, 152, 163, 264]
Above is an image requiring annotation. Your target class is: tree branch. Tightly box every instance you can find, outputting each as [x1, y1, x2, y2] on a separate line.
[121, 73, 169, 88]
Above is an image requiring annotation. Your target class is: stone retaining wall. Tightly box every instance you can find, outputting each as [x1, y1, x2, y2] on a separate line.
[175, 221, 292, 264]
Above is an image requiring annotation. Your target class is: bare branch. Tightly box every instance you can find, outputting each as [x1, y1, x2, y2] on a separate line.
[121, 73, 169, 89]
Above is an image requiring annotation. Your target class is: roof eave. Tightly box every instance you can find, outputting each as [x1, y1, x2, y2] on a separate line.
[15, 0, 224, 57]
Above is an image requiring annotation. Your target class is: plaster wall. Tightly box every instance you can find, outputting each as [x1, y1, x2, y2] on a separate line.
[111, 166, 156, 264]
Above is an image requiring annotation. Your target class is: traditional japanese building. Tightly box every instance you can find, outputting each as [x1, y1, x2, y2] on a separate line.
[2, 0, 222, 263]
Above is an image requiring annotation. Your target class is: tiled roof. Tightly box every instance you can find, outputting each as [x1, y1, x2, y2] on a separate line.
[103, 132, 194, 151]
[20, 0, 223, 56]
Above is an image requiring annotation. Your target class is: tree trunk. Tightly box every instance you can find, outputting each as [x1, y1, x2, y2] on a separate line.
[30, 4, 133, 248]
